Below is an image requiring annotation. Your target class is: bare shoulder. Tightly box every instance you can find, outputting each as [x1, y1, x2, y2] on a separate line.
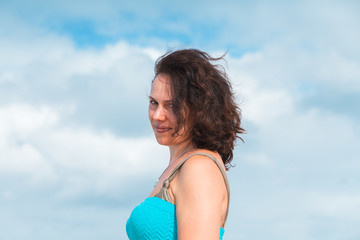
[173, 150, 227, 201]
[181, 150, 226, 176]
[183, 151, 225, 176]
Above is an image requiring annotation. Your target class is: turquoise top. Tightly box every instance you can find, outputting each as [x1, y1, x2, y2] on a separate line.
[126, 197, 225, 240]
[126, 153, 230, 240]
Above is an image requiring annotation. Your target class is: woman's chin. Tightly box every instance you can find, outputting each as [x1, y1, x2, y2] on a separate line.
[155, 137, 171, 146]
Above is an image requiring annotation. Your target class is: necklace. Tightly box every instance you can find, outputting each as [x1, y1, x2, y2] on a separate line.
[154, 145, 193, 188]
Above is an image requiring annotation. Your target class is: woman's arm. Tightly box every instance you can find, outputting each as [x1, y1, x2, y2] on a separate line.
[173, 155, 227, 240]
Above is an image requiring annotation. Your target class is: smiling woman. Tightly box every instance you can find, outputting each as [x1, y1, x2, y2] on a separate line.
[148, 74, 191, 147]
[126, 49, 245, 240]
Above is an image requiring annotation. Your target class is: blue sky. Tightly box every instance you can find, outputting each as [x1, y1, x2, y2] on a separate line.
[0, 1, 359, 239]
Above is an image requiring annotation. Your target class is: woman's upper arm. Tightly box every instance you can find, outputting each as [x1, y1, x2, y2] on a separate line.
[174, 155, 226, 240]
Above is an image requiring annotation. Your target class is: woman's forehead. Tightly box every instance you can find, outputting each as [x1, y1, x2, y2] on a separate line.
[150, 74, 172, 99]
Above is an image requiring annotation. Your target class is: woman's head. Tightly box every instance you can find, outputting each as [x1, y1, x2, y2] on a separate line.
[148, 73, 192, 147]
[152, 49, 245, 169]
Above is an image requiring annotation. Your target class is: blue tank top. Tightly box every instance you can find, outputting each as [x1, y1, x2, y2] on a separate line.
[126, 153, 230, 240]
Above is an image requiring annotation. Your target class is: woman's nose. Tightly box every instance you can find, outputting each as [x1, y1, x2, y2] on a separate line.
[153, 106, 166, 121]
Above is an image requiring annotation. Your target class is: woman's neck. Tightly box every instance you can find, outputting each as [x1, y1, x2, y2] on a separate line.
[168, 141, 193, 164]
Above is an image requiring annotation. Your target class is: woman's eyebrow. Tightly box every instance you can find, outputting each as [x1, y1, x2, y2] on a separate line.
[149, 96, 172, 103]
[148, 96, 157, 101]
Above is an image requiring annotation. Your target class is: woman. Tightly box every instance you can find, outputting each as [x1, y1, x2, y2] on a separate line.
[126, 49, 244, 240]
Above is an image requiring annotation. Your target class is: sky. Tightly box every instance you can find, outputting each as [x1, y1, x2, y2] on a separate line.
[0, 0, 359, 239]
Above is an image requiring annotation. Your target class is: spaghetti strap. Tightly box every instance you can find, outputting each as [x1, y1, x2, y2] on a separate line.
[155, 152, 231, 228]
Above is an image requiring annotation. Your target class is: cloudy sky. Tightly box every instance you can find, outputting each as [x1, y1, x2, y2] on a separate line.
[1, 0, 359, 239]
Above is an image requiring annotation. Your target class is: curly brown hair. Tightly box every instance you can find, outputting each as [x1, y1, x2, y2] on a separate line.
[154, 49, 245, 169]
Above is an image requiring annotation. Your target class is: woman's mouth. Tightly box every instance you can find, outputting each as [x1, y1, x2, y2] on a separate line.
[155, 126, 172, 133]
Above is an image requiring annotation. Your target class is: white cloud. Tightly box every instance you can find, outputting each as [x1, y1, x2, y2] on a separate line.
[238, 78, 295, 126]
[227, 49, 360, 193]
[0, 103, 167, 200]
[0, 2, 359, 239]
[0, 16, 157, 135]
[0, 16, 166, 204]
[314, 51, 360, 91]
[0, 104, 58, 183]
[226, 39, 360, 239]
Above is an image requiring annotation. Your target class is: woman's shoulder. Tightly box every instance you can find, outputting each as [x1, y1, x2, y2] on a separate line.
[174, 149, 227, 194]
[183, 149, 225, 172]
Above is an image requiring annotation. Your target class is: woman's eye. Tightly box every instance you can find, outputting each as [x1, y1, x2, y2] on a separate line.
[166, 104, 174, 111]
[149, 100, 157, 105]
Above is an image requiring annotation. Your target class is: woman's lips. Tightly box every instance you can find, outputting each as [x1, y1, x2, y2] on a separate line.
[155, 126, 172, 133]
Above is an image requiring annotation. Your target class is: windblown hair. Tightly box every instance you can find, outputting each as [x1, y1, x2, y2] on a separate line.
[154, 49, 245, 169]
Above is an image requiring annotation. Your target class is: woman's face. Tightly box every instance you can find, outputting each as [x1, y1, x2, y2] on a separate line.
[148, 74, 189, 146]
